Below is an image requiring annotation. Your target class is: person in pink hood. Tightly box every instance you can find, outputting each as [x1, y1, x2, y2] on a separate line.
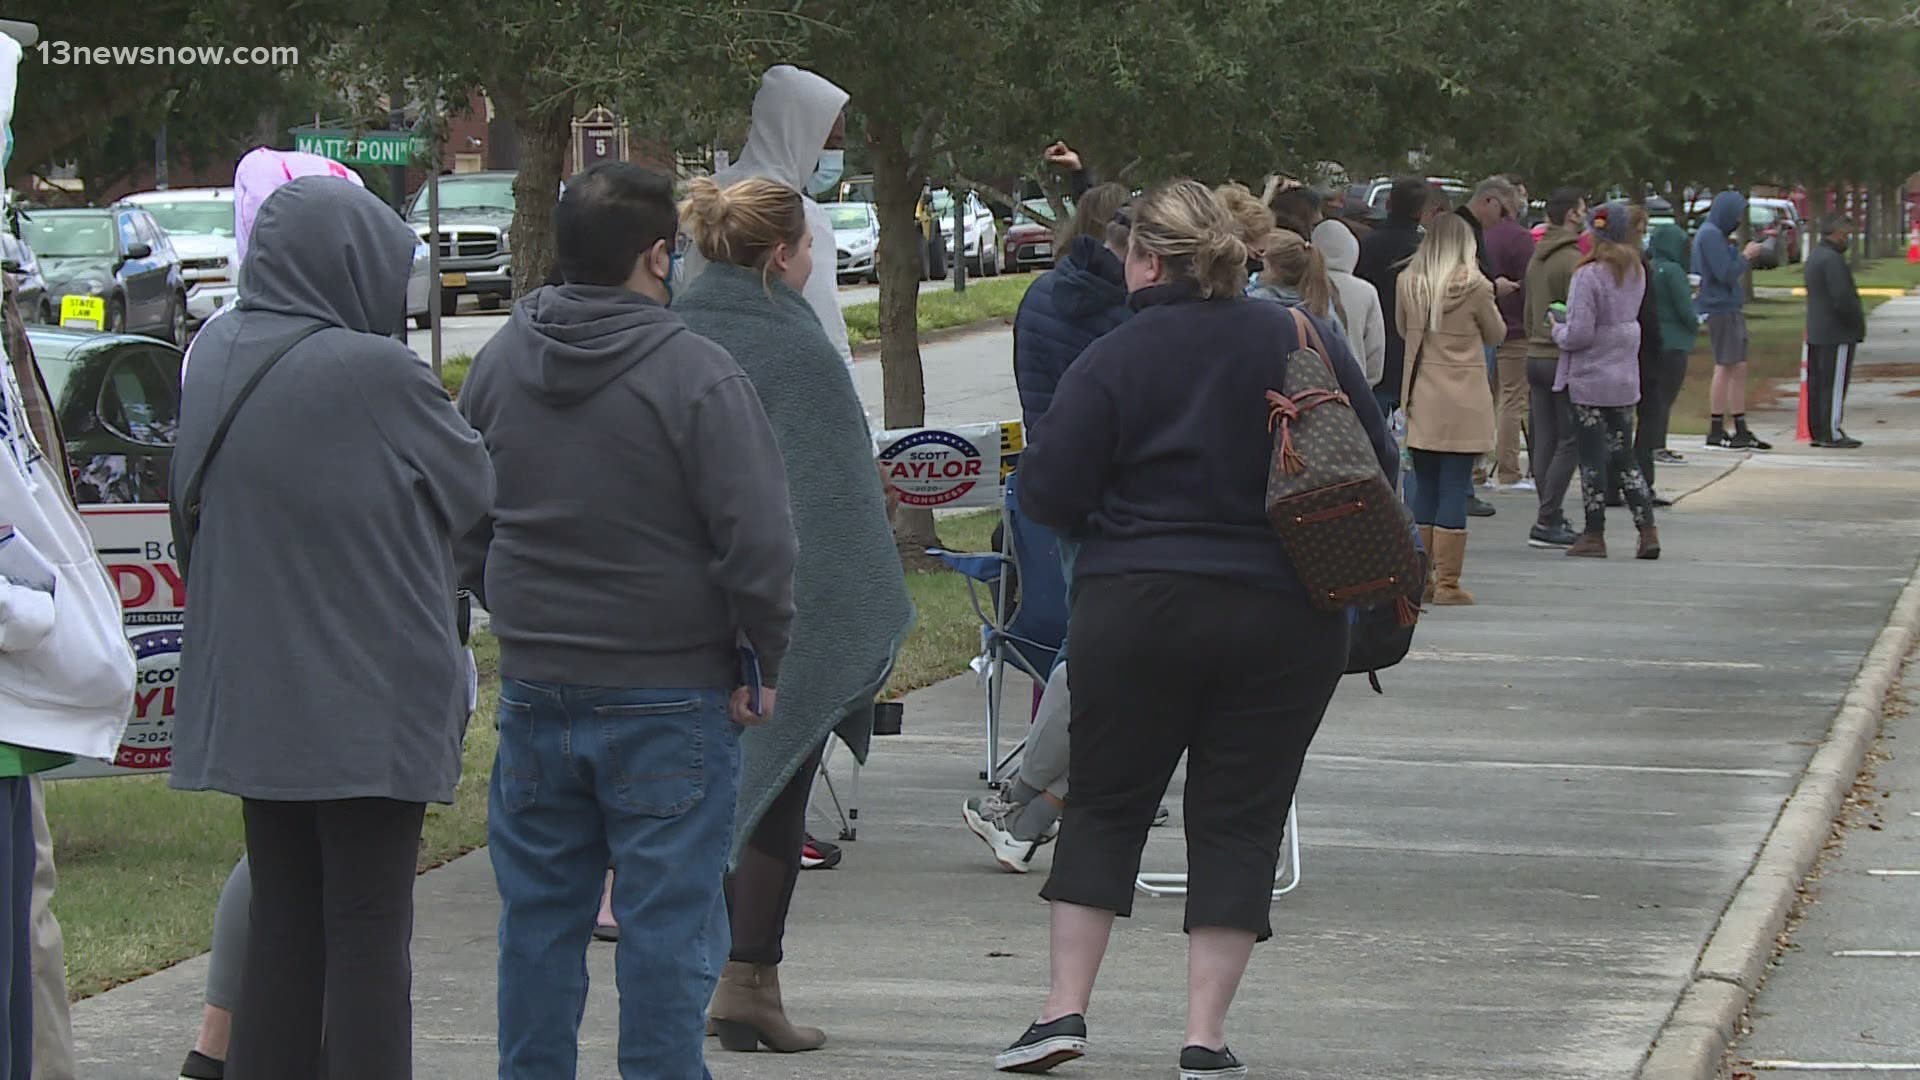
[179, 149, 364, 386]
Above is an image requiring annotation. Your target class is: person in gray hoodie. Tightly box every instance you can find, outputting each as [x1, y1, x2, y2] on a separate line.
[167, 176, 494, 1077]
[456, 162, 797, 1080]
[682, 65, 852, 369]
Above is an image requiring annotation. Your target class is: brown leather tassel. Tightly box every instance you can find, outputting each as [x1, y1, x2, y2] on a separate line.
[1279, 424, 1306, 475]
[1395, 595, 1420, 626]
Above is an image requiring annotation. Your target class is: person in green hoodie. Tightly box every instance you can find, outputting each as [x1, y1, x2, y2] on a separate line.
[1645, 223, 1698, 485]
[1523, 187, 1587, 548]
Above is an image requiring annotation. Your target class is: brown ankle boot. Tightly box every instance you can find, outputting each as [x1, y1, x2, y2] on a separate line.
[1566, 532, 1608, 558]
[1431, 527, 1475, 605]
[1636, 525, 1661, 561]
[1417, 525, 1437, 604]
[709, 961, 827, 1053]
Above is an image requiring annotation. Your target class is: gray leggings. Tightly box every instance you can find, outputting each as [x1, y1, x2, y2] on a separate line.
[205, 856, 249, 1011]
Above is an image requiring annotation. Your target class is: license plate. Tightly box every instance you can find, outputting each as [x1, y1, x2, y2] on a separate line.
[441, 272, 468, 287]
[1033, 243, 1052, 258]
[59, 295, 104, 330]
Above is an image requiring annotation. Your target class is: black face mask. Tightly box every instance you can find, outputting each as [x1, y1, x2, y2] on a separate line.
[1246, 257, 1265, 275]
[1831, 235, 1850, 252]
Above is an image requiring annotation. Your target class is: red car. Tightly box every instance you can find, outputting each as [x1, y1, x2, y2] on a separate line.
[1002, 198, 1071, 274]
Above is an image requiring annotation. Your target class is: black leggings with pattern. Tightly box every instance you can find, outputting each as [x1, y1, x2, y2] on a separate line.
[1572, 403, 1655, 535]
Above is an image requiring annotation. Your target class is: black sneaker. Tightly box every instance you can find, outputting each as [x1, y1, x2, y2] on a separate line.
[1728, 431, 1772, 451]
[180, 1050, 226, 1080]
[1704, 430, 1731, 450]
[1655, 448, 1687, 465]
[1467, 495, 1497, 518]
[1814, 436, 1864, 449]
[801, 835, 842, 870]
[996, 1015, 1088, 1073]
[1180, 1045, 1249, 1079]
[1528, 522, 1577, 549]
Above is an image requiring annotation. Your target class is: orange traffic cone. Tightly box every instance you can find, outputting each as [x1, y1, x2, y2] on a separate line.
[1908, 223, 1920, 264]
[1795, 334, 1812, 443]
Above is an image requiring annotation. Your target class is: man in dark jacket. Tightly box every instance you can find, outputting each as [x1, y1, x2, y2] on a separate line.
[1805, 213, 1866, 448]
[458, 162, 798, 1076]
[1356, 177, 1429, 413]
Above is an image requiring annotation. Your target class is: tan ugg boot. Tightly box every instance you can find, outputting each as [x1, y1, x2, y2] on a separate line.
[709, 961, 827, 1053]
[1431, 527, 1476, 606]
[1417, 524, 1437, 604]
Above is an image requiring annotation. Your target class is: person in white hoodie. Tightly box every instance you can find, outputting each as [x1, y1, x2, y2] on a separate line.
[1313, 217, 1387, 386]
[0, 30, 137, 1079]
[681, 64, 852, 368]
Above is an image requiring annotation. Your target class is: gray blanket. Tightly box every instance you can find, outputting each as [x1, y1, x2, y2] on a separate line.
[676, 264, 914, 857]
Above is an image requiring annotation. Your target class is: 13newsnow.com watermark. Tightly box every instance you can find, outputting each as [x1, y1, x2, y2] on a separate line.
[33, 41, 299, 66]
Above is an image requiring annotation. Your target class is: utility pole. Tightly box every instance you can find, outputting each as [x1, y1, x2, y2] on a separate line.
[950, 172, 967, 294]
[387, 78, 408, 214]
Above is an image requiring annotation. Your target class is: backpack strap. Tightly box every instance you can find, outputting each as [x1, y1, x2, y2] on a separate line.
[1287, 305, 1330, 372]
[172, 320, 328, 581]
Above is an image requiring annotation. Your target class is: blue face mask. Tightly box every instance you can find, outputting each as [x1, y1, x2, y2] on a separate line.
[806, 149, 844, 196]
[658, 250, 682, 306]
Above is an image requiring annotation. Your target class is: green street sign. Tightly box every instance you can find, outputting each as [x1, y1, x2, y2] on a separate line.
[290, 127, 428, 167]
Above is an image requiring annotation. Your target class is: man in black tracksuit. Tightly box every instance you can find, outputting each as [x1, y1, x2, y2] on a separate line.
[1356, 177, 1430, 414]
[1805, 213, 1867, 448]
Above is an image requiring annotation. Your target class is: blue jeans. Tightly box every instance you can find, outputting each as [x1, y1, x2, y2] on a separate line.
[1409, 449, 1477, 530]
[490, 680, 740, 1080]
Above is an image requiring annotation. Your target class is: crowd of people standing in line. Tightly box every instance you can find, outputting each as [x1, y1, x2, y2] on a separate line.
[0, 37, 1881, 1079]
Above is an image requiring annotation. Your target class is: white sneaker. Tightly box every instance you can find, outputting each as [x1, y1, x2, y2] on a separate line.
[1508, 478, 1537, 492]
[963, 793, 1053, 873]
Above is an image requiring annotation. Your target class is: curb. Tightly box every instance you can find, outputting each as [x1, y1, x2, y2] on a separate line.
[1637, 555, 1920, 1079]
[850, 316, 1011, 360]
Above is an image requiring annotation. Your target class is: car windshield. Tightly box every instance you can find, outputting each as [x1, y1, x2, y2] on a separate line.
[137, 201, 233, 237]
[25, 214, 115, 258]
[828, 206, 871, 230]
[1014, 200, 1062, 225]
[416, 176, 515, 217]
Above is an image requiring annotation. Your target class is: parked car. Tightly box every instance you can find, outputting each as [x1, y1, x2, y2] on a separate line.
[831, 174, 948, 280]
[119, 188, 236, 327]
[0, 230, 50, 323]
[407, 171, 515, 316]
[1361, 176, 1472, 222]
[27, 325, 186, 777]
[828, 201, 879, 284]
[23, 206, 188, 344]
[1003, 198, 1070, 274]
[932, 188, 1001, 276]
[1753, 197, 1805, 264]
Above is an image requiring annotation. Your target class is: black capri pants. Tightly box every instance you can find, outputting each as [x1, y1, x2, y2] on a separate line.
[1042, 572, 1347, 940]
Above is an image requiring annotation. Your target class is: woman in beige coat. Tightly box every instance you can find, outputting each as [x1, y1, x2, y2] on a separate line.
[1397, 213, 1504, 605]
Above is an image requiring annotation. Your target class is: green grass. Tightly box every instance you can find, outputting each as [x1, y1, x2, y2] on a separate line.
[442, 351, 473, 397]
[842, 275, 1035, 349]
[50, 513, 1001, 999]
[1751, 255, 1920, 292]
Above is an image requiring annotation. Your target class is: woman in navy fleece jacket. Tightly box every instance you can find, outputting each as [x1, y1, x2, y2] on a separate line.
[994, 180, 1396, 1080]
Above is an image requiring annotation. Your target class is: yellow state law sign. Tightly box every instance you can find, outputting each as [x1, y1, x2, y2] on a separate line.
[59, 294, 105, 331]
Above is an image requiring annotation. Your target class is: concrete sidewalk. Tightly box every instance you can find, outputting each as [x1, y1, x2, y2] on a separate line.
[73, 302, 1920, 1078]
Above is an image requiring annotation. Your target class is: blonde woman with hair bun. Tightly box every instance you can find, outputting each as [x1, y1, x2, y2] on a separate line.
[999, 179, 1398, 1079]
[674, 175, 913, 1056]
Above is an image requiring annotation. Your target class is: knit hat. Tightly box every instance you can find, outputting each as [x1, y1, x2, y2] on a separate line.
[1587, 200, 1631, 246]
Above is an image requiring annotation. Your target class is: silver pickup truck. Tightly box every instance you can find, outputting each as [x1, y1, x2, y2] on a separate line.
[408, 171, 516, 316]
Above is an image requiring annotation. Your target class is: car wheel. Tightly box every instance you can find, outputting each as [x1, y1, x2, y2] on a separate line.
[168, 294, 188, 346]
[479, 293, 503, 312]
[105, 297, 126, 334]
[35, 301, 50, 325]
[983, 237, 1000, 277]
[414, 311, 432, 331]
[440, 289, 459, 317]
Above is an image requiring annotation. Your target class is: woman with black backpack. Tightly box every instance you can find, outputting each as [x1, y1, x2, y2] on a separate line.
[997, 180, 1397, 1080]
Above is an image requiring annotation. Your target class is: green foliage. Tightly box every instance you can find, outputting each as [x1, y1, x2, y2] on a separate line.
[841, 275, 1034, 348]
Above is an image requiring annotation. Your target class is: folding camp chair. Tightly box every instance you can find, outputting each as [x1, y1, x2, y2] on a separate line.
[930, 473, 1068, 786]
[1135, 801, 1303, 898]
[811, 741, 860, 841]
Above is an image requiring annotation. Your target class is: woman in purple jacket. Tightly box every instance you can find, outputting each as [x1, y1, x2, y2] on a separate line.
[1552, 201, 1660, 560]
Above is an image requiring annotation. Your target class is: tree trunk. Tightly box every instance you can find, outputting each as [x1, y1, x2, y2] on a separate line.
[869, 122, 941, 557]
[497, 85, 574, 299]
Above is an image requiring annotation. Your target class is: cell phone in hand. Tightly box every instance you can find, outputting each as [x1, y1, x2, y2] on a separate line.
[737, 646, 763, 715]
